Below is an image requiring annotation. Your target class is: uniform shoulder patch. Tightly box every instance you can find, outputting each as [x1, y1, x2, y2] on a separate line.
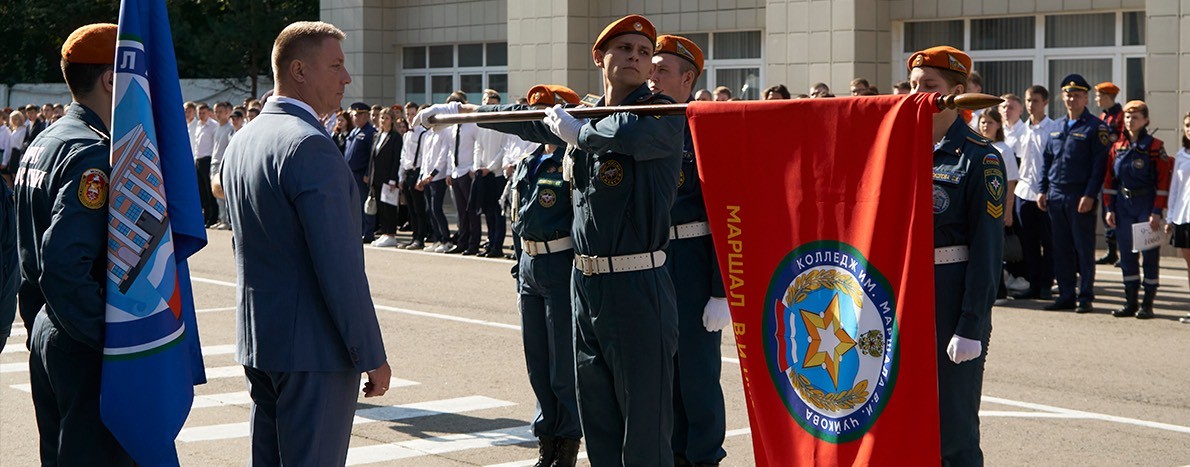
[1098, 124, 1111, 147]
[78, 168, 108, 210]
[965, 135, 989, 146]
[580, 94, 601, 107]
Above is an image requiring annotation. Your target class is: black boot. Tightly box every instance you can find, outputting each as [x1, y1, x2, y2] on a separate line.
[533, 436, 556, 467]
[550, 438, 580, 467]
[1096, 238, 1119, 265]
[1137, 289, 1156, 319]
[1112, 287, 1138, 318]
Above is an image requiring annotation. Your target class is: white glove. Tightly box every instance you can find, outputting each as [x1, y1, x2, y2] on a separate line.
[411, 102, 460, 129]
[946, 334, 982, 364]
[702, 297, 732, 332]
[542, 105, 584, 147]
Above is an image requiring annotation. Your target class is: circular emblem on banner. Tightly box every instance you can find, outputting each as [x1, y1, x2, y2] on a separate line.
[598, 160, 624, 187]
[764, 241, 898, 443]
[79, 168, 108, 210]
[1132, 157, 1146, 170]
[933, 185, 950, 214]
[539, 188, 557, 208]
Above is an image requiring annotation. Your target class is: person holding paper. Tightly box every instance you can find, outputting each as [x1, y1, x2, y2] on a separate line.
[1103, 100, 1171, 319]
[370, 106, 404, 247]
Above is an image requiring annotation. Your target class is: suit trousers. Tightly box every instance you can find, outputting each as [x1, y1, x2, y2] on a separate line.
[1016, 200, 1053, 297]
[195, 156, 218, 226]
[572, 267, 678, 467]
[517, 249, 582, 441]
[451, 173, 480, 251]
[471, 173, 508, 253]
[935, 262, 989, 467]
[1047, 194, 1097, 304]
[29, 311, 134, 466]
[244, 366, 361, 467]
[427, 179, 450, 244]
[667, 236, 726, 464]
[401, 170, 429, 244]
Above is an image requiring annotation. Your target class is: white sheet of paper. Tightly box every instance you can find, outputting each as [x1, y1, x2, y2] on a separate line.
[379, 183, 400, 206]
[1131, 221, 1161, 253]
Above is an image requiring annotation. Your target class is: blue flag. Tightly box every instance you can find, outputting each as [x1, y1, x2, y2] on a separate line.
[102, 1, 208, 465]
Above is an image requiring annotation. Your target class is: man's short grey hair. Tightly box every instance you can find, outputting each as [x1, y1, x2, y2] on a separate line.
[271, 21, 345, 79]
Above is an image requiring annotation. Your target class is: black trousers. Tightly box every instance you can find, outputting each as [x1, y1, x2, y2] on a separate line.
[471, 172, 508, 253]
[29, 311, 134, 466]
[401, 170, 429, 244]
[195, 156, 218, 226]
[1017, 200, 1053, 296]
[451, 173, 480, 251]
[427, 179, 450, 244]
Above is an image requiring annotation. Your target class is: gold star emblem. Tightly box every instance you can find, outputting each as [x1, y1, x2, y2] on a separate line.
[800, 293, 857, 388]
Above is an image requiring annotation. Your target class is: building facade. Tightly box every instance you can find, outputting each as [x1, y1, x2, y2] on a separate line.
[324, 0, 1190, 134]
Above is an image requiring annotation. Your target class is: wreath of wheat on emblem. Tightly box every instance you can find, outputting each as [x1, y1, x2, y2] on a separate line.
[783, 269, 885, 412]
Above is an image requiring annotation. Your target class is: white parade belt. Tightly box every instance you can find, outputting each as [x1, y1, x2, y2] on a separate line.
[521, 237, 573, 256]
[669, 221, 711, 240]
[574, 250, 667, 276]
[935, 245, 969, 265]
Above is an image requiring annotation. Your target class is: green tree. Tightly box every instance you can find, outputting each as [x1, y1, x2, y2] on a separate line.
[0, 0, 317, 96]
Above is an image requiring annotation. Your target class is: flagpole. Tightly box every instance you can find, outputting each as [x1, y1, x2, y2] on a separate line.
[426, 92, 1004, 125]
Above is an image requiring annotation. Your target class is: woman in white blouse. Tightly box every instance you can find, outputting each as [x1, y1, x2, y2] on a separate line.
[1163, 112, 1190, 324]
[2, 111, 26, 188]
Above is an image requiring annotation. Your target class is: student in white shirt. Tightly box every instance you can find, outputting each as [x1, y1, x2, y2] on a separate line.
[1011, 85, 1057, 300]
[193, 103, 220, 227]
[417, 113, 453, 253]
[1163, 112, 1190, 324]
[210, 102, 236, 230]
[471, 89, 513, 258]
[399, 103, 430, 250]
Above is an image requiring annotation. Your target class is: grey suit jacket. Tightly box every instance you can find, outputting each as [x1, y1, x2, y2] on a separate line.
[223, 100, 387, 373]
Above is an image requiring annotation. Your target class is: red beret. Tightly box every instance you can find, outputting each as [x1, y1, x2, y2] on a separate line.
[1095, 82, 1120, 96]
[593, 15, 656, 54]
[907, 45, 971, 77]
[61, 23, 117, 65]
[527, 85, 580, 107]
[654, 35, 704, 77]
[1123, 100, 1147, 114]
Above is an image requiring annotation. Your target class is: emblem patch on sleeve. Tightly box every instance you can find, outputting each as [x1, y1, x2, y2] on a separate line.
[598, 159, 624, 187]
[1099, 125, 1110, 146]
[539, 188, 557, 208]
[79, 168, 108, 210]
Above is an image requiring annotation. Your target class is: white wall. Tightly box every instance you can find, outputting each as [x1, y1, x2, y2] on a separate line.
[1, 77, 273, 109]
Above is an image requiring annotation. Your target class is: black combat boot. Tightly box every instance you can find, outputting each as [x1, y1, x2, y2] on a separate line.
[1136, 289, 1156, 319]
[1096, 238, 1119, 265]
[533, 436, 556, 467]
[1112, 287, 1138, 318]
[551, 438, 580, 467]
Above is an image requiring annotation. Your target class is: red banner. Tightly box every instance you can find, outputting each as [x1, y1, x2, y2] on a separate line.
[688, 94, 941, 466]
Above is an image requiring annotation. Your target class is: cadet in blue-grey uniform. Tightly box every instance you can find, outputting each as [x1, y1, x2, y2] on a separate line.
[415, 14, 685, 466]
[909, 45, 1005, 467]
[1103, 100, 1171, 319]
[1038, 74, 1111, 313]
[484, 84, 584, 466]
[13, 23, 135, 465]
[647, 35, 731, 467]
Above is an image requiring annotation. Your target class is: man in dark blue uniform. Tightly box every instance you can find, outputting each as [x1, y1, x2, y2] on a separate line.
[345, 101, 377, 243]
[909, 45, 1005, 467]
[648, 34, 730, 467]
[485, 85, 584, 467]
[414, 15, 685, 465]
[13, 23, 134, 465]
[1038, 74, 1111, 313]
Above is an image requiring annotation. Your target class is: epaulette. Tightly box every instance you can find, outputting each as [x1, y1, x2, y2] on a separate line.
[964, 135, 989, 147]
[580, 94, 601, 107]
[636, 91, 676, 105]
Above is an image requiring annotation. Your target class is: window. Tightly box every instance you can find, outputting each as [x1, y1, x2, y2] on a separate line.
[899, 12, 1144, 120]
[401, 43, 509, 104]
[971, 17, 1034, 50]
[904, 20, 963, 53]
[682, 31, 762, 99]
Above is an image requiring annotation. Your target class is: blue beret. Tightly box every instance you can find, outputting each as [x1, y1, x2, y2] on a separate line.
[1060, 74, 1090, 93]
[349, 102, 370, 112]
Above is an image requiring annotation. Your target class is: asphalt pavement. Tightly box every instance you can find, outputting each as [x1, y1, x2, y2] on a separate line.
[1, 229, 1188, 466]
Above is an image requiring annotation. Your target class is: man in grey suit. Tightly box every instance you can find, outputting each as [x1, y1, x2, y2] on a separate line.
[221, 21, 392, 466]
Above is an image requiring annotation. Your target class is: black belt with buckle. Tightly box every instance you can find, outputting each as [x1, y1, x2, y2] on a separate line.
[1121, 187, 1153, 198]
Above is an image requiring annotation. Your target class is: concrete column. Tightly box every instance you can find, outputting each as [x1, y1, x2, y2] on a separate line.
[507, 0, 604, 100]
[1145, 0, 1186, 137]
[322, 0, 395, 107]
[766, 0, 890, 97]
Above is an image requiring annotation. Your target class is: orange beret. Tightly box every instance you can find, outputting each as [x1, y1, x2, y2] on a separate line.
[1123, 100, 1147, 114]
[1095, 82, 1120, 96]
[593, 15, 656, 54]
[654, 35, 703, 77]
[906, 45, 971, 77]
[527, 85, 580, 107]
[61, 23, 117, 65]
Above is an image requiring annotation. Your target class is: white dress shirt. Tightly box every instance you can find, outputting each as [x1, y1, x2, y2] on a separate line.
[400, 127, 429, 183]
[212, 121, 235, 164]
[193, 117, 219, 158]
[419, 126, 450, 182]
[473, 127, 510, 174]
[992, 141, 1019, 182]
[1003, 119, 1027, 162]
[1014, 116, 1056, 202]
[1166, 148, 1190, 225]
[447, 123, 479, 179]
[0, 127, 10, 168]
